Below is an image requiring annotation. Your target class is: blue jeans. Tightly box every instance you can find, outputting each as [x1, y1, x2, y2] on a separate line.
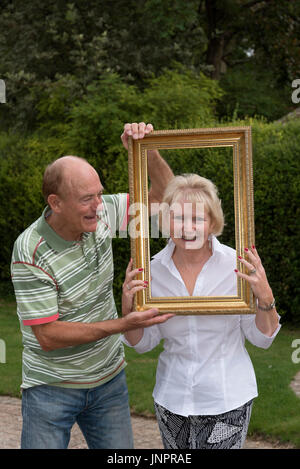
[21, 370, 134, 449]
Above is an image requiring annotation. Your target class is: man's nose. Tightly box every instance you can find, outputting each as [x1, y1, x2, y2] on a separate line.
[92, 196, 102, 210]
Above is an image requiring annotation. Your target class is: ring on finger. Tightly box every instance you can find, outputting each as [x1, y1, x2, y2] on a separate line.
[126, 284, 131, 291]
[249, 268, 256, 275]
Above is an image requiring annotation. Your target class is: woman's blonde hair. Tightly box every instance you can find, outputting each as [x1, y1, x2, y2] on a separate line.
[160, 173, 224, 236]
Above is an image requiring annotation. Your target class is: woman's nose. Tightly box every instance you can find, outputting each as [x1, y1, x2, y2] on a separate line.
[183, 218, 195, 232]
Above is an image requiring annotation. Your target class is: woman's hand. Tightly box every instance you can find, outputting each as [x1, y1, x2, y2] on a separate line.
[235, 246, 274, 308]
[122, 259, 148, 316]
[235, 245, 279, 336]
[122, 259, 174, 345]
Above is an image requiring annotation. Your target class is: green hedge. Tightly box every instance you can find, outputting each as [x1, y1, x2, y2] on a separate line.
[0, 71, 299, 323]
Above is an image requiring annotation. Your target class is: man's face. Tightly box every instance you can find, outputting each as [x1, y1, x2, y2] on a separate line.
[54, 163, 104, 240]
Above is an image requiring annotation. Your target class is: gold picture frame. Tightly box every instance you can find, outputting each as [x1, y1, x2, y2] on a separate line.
[128, 126, 255, 315]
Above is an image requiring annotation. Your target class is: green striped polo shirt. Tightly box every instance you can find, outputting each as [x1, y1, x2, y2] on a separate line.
[11, 193, 129, 389]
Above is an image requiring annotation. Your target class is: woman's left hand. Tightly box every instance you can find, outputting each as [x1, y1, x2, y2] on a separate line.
[235, 246, 274, 307]
[122, 259, 148, 316]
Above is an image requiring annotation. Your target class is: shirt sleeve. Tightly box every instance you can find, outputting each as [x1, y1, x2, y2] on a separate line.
[122, 325, 162, 354]
[240, 314, 281, 349]
[99, 193, 129, 238]
[11, 261, 59, 326]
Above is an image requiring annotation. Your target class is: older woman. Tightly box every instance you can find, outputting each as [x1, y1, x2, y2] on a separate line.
[122, 174, 280, 450]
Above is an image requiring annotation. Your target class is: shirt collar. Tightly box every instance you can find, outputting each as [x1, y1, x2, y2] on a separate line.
[37, 206, 90, 252]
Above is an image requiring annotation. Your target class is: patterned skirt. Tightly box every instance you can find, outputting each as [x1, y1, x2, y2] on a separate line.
[154, 400, 253, 449]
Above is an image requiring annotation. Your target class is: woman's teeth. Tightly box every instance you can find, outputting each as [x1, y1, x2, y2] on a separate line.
[182, 234, 196, 241]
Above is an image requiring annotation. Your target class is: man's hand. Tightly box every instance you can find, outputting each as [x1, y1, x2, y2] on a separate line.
[121, 122, 154, 150]
[122, 308, 174, 331]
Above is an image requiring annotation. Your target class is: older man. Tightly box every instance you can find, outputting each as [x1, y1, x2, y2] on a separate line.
[11, 123, 173, 449]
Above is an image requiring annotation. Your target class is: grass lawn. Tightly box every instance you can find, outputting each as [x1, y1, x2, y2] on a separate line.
[1, 297, 300, 447]
[124, 323, 300, 448]
[0, 299, 23, 398]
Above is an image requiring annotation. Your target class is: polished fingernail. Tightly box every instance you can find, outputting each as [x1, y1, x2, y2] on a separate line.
[138, 268, 143, 271]
[252, 245, 256, 250]
[234, 269, 238, 272]
[144, 281, 148, 284]
[238, 256, 242, 259]
[244, 248, 249, 251]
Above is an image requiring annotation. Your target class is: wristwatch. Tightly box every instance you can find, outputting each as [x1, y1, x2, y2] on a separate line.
[256, 298, 276, 311]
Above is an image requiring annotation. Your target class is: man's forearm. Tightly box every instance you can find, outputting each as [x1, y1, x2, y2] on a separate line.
[32, 317, 128, 352]
[147, 149, 173, 204]
[31, 307, 170, 352]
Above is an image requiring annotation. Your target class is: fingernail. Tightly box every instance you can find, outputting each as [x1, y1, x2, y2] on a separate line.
[138, 268, 143, 271]
[244, 248, 249, 252]
[234, 269, 238, 272]
[238, 256, 242, 259]
[144, 281, 148, 284]
[252, 245, 256, 250]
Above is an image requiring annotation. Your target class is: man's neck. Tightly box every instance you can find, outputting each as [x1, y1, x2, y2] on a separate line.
[45, 212, 82, 242]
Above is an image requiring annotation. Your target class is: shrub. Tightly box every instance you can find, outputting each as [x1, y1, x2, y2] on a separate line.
[0, 71, 298, 323]
[251, 119, 300, 323]
[0, 133, 69, 279]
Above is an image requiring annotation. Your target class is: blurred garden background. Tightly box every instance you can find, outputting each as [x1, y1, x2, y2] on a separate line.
[0, 0, 299, 447]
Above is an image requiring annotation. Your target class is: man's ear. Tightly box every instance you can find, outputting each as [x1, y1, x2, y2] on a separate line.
[47, 194, 62, 213]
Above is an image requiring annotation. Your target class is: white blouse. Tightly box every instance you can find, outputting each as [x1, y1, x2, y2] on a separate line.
[123, 237, 281, 416]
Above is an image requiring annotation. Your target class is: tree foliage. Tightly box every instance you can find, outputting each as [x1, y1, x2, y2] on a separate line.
[0, 0, 299, 129]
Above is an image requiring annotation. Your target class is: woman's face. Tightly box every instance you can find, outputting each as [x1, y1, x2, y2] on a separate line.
[169, 199, 212, 251]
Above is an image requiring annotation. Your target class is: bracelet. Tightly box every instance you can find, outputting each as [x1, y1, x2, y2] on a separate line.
[256, 297, 276, 311]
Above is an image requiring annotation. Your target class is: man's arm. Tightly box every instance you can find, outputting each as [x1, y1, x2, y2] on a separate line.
[146, 148, 173, 204]
[121, 122, 173, 206]
[31, 308, 173, 352]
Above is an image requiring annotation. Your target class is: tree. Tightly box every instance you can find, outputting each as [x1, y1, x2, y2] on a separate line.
[203, 0, 300, 82]
[0, 0, 299, 130]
